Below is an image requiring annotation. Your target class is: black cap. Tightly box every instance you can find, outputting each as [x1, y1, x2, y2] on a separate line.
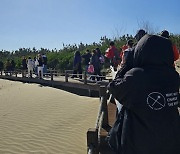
[160, 30, 169, 38]
[135, 29, 146, 41]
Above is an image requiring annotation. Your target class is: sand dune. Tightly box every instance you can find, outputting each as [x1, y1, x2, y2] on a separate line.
[0, 79, 99, 154]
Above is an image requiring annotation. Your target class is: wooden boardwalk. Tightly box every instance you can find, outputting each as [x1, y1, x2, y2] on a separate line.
[0, 71, 109, 97]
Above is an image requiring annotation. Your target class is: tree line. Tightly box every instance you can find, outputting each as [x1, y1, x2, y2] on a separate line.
[0, 33, 179, 72]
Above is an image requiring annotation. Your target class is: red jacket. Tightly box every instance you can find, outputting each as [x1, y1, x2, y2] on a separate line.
[173, 44, 179, 61]
[105, 46, 118, 59]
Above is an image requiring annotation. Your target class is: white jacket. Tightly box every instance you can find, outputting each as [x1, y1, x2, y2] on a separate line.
[27, 59, 35, 68]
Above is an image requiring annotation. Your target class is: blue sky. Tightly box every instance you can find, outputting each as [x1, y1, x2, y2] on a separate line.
[0, 0, 179, 51]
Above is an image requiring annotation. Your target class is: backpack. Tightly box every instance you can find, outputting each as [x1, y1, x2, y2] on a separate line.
[87, 64, 94, 74]
[99, 55, 105, 64]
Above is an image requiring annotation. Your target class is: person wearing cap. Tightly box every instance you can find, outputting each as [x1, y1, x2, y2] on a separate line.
[115, 29, 146, 78]
[160, 30, 179, 62]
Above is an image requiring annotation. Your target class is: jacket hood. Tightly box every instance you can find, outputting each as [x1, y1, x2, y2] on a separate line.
[134, 34, 174, 67]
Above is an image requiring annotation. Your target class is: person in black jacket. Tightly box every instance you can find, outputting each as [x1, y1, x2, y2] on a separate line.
[90, 49, 101, 81]
[22, 56, 27, 77]
[71, 51, 82, 79]
[108, 34, 180, 154]
[0, 60, 4, 71]
[82, 49, 91, 73]
[42, 53, 48, 75]
[116, 29, 146, 78]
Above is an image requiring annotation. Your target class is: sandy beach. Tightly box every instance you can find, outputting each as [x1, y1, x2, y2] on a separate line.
[0, 79, 99, 154]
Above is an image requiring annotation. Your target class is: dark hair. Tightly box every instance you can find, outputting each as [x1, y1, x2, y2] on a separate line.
[92, 49, 96, 54]
[110, 41, 115, 46]
[127, 39, 134, 47]
[160, 30, 169, 38]
[75, 50, 80, 56]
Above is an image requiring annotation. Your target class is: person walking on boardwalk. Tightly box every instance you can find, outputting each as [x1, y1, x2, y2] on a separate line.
[105, 41, 120, 71]
[5, 59, 11, 75]
[10, 59, 16, 72]
[27, 57, 35, 78]
[42, 53, 48, 75]
[82, 49, 91, 73]
[22, 56, 27, 77]
[34, 56, 38, 76]
[90, 49, 101, 81]
[37, 54, 43, 79]
[71, 50, 82, 79]
[108, 34, 180, 154]
[0, 60, 3, 72]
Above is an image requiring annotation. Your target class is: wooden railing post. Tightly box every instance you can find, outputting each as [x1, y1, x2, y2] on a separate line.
[87, 128, 98, 154]
[99, 86, 108, 128]
[84, 71, 87, 84]
[50, 71, 53, 81]
[65, 70, 68, 82]
[15, 71, 18, 77]
[22, 70, 24, 77]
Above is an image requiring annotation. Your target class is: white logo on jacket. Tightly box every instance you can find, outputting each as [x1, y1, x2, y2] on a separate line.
[147, 92, 166, 110]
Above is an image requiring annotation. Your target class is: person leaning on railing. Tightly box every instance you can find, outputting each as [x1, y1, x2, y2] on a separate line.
[108, 34, 180, 154]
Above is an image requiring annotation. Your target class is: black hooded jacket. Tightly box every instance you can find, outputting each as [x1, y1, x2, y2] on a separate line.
[108, 35, 180, 154]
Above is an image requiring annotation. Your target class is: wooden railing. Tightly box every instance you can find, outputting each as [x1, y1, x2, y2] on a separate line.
[87, 86, 109, 154]
[64, 70, 109, 84]
[0, 69, 110, 84]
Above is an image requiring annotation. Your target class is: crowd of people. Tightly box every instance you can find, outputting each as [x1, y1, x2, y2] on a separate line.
[71, 47, 105, 81]
[22, 53, 48, 78]
[1, 53, 48, 79]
